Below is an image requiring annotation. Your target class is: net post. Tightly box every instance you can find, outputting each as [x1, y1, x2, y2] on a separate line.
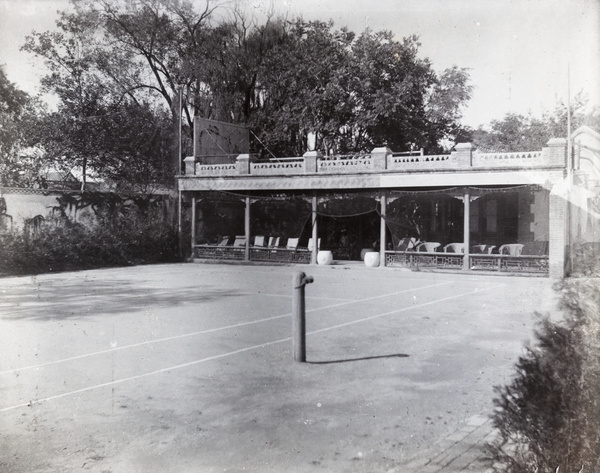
[292, 272, 313, 362]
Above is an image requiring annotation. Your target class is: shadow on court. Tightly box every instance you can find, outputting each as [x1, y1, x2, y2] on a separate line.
[1, 279, 245, 320]
[307, 353, 410, 364]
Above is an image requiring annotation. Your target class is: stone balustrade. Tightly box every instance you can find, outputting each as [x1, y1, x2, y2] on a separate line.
[183, 138, 566, 177]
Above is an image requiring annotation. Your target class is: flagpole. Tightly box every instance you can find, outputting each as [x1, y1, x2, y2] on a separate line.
[566, 64, 573, 275]
[567, 63, 572, 170]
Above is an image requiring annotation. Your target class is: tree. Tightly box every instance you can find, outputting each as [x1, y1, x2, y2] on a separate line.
[469, 93, 600, 152]
[248, 19, 356, 156]
[24, 1, 474, 166]
[22, 5, 173, 193]
[0, 66, 42, 187]
[488, 279, 600, 473]
[425, 65, 473, 151]
[245, 22, 472, 156]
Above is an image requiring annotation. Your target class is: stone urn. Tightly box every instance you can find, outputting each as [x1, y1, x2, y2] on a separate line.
[317, 250, 333, 265]
[364, 251, 380, 267]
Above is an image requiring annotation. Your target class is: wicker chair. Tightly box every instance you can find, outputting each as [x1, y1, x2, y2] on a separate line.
[498, 244, 524, 256]
[443, 243, 464, 253]
[416, 242, 441, 252]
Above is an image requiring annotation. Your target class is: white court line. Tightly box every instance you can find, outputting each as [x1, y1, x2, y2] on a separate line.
[239, 291, 352, 302]
[0, 283, 504, 412]
[0, 280, 453, 375]
[308, 283, 506, 335]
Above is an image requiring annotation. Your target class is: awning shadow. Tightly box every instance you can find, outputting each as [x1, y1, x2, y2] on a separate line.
[307, 353, 409, 364]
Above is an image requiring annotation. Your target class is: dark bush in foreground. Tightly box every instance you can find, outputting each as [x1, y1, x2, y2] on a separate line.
[488, 279, 600, 473]
[0, 211, 179, 276]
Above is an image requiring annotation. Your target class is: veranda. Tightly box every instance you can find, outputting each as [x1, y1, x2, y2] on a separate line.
[178, 124, 599, 278]
[187, 185, 549, 274]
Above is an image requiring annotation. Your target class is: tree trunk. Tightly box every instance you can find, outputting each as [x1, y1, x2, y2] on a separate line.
[80, 156, 87, 192]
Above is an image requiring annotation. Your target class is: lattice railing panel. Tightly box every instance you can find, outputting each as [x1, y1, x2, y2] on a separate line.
[252, 161, 304, 175]
[317, 157, 372, 173]
[385, 252, 548, 274]
[196, 164, 237, 176]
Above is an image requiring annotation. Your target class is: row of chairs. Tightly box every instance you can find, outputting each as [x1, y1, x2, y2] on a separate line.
[215, 235, 320, 251]
[395, 238, 548, 256]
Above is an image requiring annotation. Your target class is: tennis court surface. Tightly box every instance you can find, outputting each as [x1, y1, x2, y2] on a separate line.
[0, 262, 558, 472]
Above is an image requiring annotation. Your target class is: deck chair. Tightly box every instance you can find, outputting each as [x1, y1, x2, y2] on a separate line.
[499, 244, 523, 256]
[416, 242, 441, 252]
[268, 237, 280, 248]
[253, 235, 266, 247]
[217, 236, 230, 246]
[307, 238, 321, 251]
[521, 241, 548, 256]
[443, 243, 464, 253]
[286, 237, 299, 250]
[396, 237, 419, 251]
[472, 244, 497, 254]
[232, 235, 246, 247]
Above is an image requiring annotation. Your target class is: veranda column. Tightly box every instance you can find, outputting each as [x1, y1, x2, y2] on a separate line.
[463, 190, 471, 270]
[379, 191, 387, 267]
[311, 192, 318, 265]
[191, 196, 196, 258]
[244, 196, 250, 261]
[549, 191, 568, 278]
[177, 189, 183, 258]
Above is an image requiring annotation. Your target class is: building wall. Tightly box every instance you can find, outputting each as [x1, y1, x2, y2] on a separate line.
[529, 189, 550, 241]
[549, 192, 568, 278]
[0, 190, 94, 230]
[0, 189, 175, 232]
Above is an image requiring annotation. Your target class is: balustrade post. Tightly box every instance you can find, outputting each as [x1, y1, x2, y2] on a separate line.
[543, 138, 568, 167]
[303, 150, 322, 173]
[371, 147, 392, 171]
[184, 156, 196, 175]
[236, 154, 252, 175]
[455, 143, 474, 167]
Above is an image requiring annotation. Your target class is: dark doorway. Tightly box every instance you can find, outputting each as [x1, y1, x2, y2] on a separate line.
[310, 212, 383, 260]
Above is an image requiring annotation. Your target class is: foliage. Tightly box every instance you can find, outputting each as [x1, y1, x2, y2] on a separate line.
[571, 241, 600, 277]
[468, 93, 600, 152]
[22, 0, 473, 164]
[0, 66, 44, 187]
[0, 194, 178, 276]
[21, 8, 176, 192]
[488, 278, 600, 473]
[244, 21, 472, 156]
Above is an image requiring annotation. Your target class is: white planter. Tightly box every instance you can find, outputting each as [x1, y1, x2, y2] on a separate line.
[317, 250, 333, 265]
[360, 248, 374, 260]
[364, 251, 380, 267]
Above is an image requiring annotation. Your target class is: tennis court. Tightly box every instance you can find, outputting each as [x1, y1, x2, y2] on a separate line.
[0, 262, 557, 472]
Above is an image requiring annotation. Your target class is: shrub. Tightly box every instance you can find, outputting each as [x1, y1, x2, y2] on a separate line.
[487, 279, 600, 473]
[571, 242, 600, 277]
[0, 209, 179, 276]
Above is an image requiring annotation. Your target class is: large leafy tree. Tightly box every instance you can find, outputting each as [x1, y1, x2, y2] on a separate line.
[233, 21, 473, 156]
[0, 66, 42, 187]
[247, 20, 356, 156]
[23, 0, 474, 175]
[469, 93, 600, 152]
[22, 8, 173, 192]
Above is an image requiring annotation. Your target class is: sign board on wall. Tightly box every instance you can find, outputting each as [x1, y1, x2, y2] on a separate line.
[193, 118, 249, 164]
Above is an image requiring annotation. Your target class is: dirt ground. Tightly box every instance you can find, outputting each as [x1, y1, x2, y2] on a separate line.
[0, 262, 559, 473]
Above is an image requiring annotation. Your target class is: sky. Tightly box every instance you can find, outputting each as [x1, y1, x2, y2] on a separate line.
[1, 0, 598, 128]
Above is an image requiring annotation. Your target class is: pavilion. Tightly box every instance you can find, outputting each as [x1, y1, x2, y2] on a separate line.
[177, 119, 600, 278]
